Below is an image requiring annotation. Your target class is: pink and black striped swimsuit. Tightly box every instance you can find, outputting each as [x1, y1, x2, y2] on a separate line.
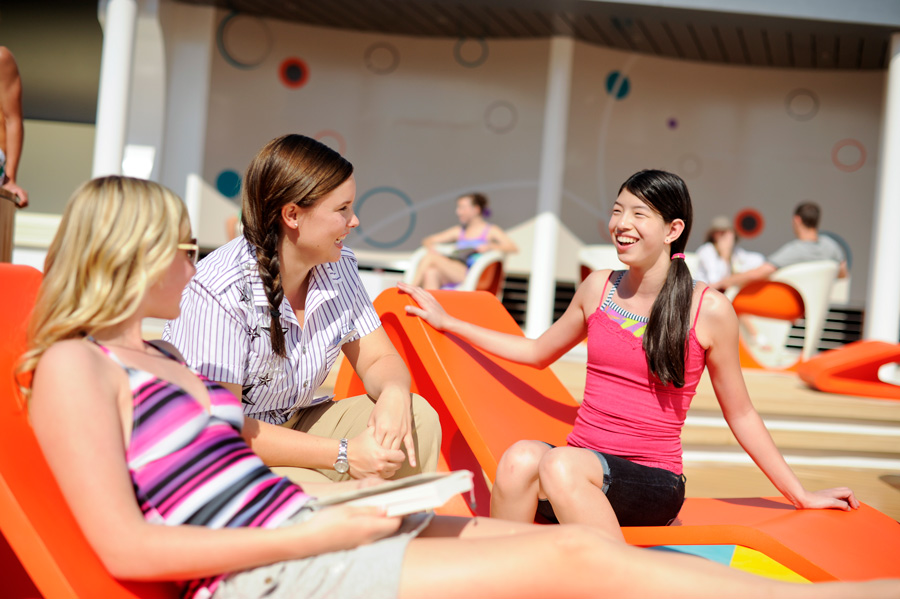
[91, 339, 311, 599]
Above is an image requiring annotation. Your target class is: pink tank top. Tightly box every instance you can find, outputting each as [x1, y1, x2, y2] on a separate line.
[567, 272, 709, 475]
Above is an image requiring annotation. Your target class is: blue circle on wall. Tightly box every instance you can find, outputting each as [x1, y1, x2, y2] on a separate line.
[216, 11, 273, 70]
[216, 170, 242, 199]
[355, 187, 416, 249]
[605, 71, 630, 100]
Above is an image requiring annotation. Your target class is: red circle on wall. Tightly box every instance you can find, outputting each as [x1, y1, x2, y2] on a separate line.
[734, 209, 764, 238]
[279, 58, 309, 88]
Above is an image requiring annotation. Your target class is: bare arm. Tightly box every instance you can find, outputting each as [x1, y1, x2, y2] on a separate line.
[712, 262, 776, 291]
[342, 327, 415, 468]
[29, 341, 400, 581]
[422, 225, 462, 249]
[216, 380, 405, 480]
[481, 225, 518, 254]
[397, 270, 602, 369]
[697, 291, 858, 511]
[0, 47, 27, 207]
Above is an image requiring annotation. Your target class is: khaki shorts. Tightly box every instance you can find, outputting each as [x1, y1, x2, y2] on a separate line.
[269, 393, 441, 484]
[213, 509, 433, 599]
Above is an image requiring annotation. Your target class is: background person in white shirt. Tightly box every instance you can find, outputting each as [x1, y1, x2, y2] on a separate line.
[694, 215, 765, 286]
[165, 134, 440, 484]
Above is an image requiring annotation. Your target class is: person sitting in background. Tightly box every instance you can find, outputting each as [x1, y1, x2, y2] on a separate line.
[410, 192, 517, 290]
[694, 215, 765, 286]
[712, 202, 847, 291]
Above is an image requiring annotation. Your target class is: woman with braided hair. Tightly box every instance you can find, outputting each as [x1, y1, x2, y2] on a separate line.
[166, 134, 440, 484]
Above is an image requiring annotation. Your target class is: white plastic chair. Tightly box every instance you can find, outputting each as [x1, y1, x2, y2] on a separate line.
[770, 260, 839, 362]
[404, 243, 507, 298]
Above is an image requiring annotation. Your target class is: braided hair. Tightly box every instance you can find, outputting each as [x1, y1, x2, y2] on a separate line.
[241, 134, 353, 357]
[618, 170, 694, 388]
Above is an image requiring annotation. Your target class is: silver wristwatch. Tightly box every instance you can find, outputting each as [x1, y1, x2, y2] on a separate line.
[334, 438, 350, 474]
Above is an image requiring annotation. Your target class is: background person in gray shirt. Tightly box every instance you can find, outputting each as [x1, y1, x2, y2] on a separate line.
[712, 202, 847, 292]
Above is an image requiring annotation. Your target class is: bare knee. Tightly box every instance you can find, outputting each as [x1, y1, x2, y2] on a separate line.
[496, 441, 546, 487]
[538, 447, 591, 493]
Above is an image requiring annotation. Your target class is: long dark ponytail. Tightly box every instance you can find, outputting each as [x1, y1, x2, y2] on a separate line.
[242, 134, 353, 357]
[619, 170, 694, 387]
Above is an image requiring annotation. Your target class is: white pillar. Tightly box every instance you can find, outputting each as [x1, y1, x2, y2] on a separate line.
[157, 1, 215, 201]
[864, 32, 900, 343]
[524, 37, 574, 339]
[92, 0, 139, 178]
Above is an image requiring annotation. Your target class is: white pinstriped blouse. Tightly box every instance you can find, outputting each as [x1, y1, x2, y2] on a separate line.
[164, 237, 381, 425]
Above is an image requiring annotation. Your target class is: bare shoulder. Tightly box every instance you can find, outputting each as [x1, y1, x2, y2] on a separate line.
[694, 284, 735, 323]
[33, 339, 121, 400]
[575, 268, 613, 314]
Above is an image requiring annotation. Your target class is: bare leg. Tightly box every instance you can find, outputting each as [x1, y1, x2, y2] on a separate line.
[401, 520, 900, 599]
[416, 253, 468, 289]
[490, 440, 550, 522]
[539, 446, 624, 540]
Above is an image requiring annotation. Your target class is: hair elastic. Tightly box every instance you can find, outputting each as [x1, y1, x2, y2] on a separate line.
[671, 253, 686, 260]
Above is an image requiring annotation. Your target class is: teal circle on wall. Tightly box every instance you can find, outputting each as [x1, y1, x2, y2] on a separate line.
[216, 170, 242, 199]
[355, 187, 417, 249]
[605, 71, 630, 100]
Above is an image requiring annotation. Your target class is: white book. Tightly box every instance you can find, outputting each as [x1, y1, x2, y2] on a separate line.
[308, 470, 475, 517]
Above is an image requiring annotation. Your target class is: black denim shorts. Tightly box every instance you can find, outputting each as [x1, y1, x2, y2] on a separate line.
[536, 448, 686, 527]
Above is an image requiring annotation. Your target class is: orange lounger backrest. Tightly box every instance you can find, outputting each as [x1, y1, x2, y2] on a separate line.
[0, 264, 177, 599]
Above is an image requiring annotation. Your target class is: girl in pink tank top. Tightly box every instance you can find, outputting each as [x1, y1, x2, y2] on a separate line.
[401, 169, 860, 539]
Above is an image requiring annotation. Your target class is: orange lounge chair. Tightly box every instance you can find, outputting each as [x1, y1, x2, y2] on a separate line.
[335, 287, 900, 581]
[796, 340, 900, 400]
[0, 264, 177, 599]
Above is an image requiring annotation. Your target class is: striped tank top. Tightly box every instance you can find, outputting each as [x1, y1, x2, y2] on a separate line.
[91, 339, 310, 599]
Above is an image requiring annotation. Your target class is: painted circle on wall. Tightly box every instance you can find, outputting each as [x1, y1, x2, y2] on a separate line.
[355, 187, 417, 248]
[605, 71, 630, 100]
[216, 169, 242, 199]
[454, 37, 489, 68]
[831, 138, 867, 173]
[735, 208, 764, 239]
[279, 58, 309, 88]
[484, 101, 518, 134]
[314, 130, 347, 156]
[217, 11, 273, 70]
[676, 153, 702, 178]
[785, 89, 819, 121]
[364, 42, 400, 75]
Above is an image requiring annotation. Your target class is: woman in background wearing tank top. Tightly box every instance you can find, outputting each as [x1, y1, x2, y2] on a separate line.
[400, 170, 858, 540]
[20, 177, 896, 599]
[410, 192, 518, 289]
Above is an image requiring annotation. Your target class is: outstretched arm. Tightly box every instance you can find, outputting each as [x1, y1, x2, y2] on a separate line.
[398, 270, 603, 369]
[698, 291, 858, 511]
[712, 262, 776, 291]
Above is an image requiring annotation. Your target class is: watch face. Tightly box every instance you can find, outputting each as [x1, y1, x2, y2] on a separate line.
[335, 460, 350, 474]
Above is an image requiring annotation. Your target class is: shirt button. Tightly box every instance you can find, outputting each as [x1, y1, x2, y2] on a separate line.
[301, 346, 307, 355]
[303, 381, 309, 388]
